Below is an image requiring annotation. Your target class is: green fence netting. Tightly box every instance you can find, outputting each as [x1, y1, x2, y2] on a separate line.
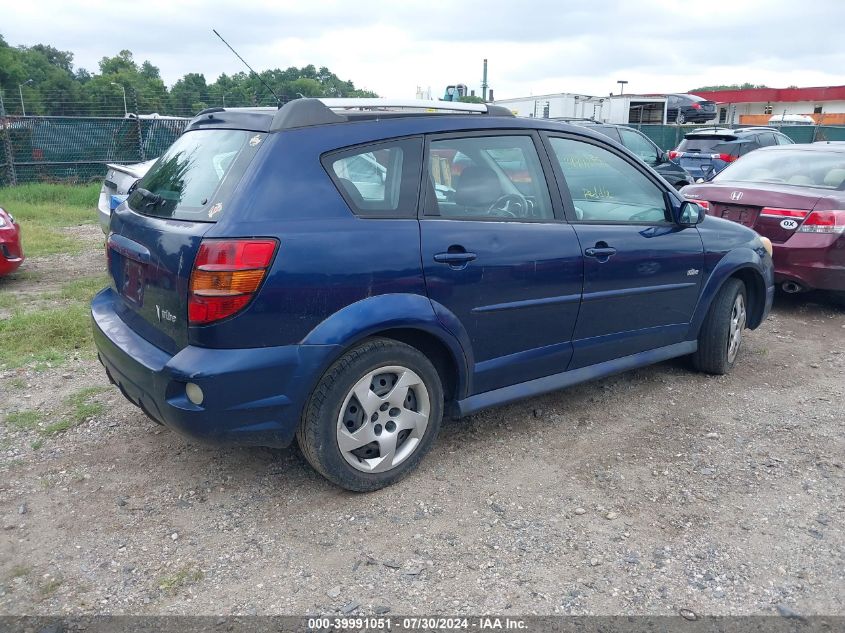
[632, 124, 845, 150]
[0, 116, 188, 186]
[3, 116, 845, 186]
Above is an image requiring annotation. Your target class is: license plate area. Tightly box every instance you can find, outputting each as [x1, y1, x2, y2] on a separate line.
[122, 259, 146, 306]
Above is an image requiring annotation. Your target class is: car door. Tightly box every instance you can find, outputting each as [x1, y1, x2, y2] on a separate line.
[419, 131, 584, 394]
[543, 133, 705, 369]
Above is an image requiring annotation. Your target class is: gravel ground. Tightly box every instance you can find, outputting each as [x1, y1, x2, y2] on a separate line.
[1, 225, 843, 617]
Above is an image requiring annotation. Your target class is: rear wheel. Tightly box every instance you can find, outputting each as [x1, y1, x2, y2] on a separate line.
[692, 278, 747, 375]
[297, 338, 443, 492]
[677, 112, 686, 124]
[674, 181, 689, 191]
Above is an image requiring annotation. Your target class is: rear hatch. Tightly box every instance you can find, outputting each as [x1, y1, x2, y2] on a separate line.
[692, 183, 824, 243]
[107, 127, 263, 353]
[672, 134, 740, 176]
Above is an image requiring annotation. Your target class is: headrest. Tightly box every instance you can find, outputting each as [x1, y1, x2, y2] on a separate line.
[454, 166, 503, 207]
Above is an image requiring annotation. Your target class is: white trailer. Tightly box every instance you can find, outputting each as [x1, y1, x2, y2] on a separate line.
[493, 93, 668, 124]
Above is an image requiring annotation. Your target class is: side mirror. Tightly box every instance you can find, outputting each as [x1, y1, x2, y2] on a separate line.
[656, 150, 667, 164]
[678, 200, 706, 227]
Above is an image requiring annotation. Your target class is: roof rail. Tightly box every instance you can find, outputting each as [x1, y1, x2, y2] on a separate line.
[271, 98, 512, 131]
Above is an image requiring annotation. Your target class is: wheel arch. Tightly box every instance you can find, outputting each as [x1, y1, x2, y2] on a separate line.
[690, 253, 771, 338]
[301, 294, 472, 404]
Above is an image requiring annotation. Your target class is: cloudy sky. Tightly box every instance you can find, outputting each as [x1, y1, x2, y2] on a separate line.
[4, 0, 845, 99]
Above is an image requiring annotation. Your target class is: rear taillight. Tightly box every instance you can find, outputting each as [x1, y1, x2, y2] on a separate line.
[188, 238, 278, 325]
[691, 103, 702, 110]
[716, 153, 738, 163]
[668, 150, 681, 160]
[694, 200, 710, 210]
[797, 210, 845, 234]
[760, 207, 810, 219]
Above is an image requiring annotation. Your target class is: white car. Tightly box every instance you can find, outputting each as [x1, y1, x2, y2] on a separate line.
[97, 159, 157, 233]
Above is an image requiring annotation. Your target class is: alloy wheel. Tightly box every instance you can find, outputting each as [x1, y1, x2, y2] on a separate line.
[336, 366, 431, 474]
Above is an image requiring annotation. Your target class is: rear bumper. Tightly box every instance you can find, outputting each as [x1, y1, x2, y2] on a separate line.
[92, 288, 340, 448]
[772, 233, 845, 292]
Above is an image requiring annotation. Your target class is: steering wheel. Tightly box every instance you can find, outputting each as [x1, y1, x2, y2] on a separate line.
[487, 193, 528, 218]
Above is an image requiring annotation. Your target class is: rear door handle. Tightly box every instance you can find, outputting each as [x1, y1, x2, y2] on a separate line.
[584, 247, 617, 259]
[434, 252, 477, 264]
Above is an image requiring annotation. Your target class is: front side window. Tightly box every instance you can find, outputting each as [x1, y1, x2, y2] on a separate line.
[619, 128, 659, 165]
[548, 137, 668, 223]
[325, 137, 421, 217]
[427, 135, 553, 220]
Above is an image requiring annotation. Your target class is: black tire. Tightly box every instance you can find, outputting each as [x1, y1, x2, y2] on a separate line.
[297, 337, 444, 492]
[692, 278, 747, 375]
[674, 181, 689, 191]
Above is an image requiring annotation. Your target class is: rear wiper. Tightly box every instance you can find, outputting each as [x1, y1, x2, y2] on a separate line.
[135, 188, 162, 207]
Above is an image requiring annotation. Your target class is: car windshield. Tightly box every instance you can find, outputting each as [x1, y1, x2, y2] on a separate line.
[128, 129, 254, 222]
[678, 136, 736, 152]
[714, 149, 845, 189]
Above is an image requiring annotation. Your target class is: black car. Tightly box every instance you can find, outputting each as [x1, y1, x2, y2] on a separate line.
[577, 122, 695, 190]
[666, 94, 717, 124]
[669, 127, 795, 181]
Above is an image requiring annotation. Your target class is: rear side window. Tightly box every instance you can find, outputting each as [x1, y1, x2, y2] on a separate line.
[128, 129, 257, 222]
[756, 133, 777, 147]
[325, 137, 422, 217]
[592, 126, 622, 143]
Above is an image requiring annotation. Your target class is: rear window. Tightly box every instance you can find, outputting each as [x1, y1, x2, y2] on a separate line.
[128, 129, 257, 222]
[678, 136, 737, 152]
[714, 149, 845, 189]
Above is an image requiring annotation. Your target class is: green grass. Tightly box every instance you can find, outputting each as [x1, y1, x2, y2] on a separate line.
[4, 410, 43, 430]
[0, 303, 91, 368]
[3, 387, 107, 438]
[0, 183, 99, 257]
[51, 275, 109, 302]
[158, 567, 204, 592]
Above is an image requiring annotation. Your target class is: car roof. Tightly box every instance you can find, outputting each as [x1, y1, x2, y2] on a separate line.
[756, 143, 845, 154]
[186, 99, 516, 134]
[181, 98, 621, 147]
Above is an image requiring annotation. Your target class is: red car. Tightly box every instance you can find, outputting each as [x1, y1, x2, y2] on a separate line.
[682, 143, 845, 294]
[0, 207, 24, 276]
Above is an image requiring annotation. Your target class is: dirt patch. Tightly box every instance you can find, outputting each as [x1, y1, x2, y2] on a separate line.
[0, 242, 843, 617]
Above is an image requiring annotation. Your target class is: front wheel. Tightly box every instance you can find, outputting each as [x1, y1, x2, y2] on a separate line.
[692, 278, 747, 375]
[297, 338, 444, 492]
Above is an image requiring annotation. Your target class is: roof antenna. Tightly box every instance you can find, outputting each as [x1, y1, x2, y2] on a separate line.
[212, 28, 282, 108]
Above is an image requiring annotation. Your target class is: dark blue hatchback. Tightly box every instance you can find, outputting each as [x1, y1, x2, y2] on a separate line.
[93, 98, 775, 491]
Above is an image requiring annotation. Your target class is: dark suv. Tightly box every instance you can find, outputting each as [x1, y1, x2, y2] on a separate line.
[92, 99, 774, 491]
[666, 94, 718, 124]
[670, 127, 795, 181]
[575, 122, 694, 189]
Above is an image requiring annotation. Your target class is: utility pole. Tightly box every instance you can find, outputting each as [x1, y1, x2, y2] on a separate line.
[19, 79, 33, 116]
[617, 80, 628, 96]
[481, 59, 488, 101]
[111, 82, 128, 116]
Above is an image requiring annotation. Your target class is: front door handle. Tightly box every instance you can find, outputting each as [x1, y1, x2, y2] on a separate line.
[584, 246, 617, 259]
[434, 251, 477, 265]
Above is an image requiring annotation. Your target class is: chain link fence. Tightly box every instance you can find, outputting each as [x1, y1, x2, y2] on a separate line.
[3, 116, 845, 186]
[0, 115, 189, 186]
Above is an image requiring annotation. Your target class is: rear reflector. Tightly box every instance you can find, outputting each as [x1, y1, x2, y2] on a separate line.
[797, 210, 845, 234]
[760, 207, 810, 219]
[188, 238, 278, 325]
